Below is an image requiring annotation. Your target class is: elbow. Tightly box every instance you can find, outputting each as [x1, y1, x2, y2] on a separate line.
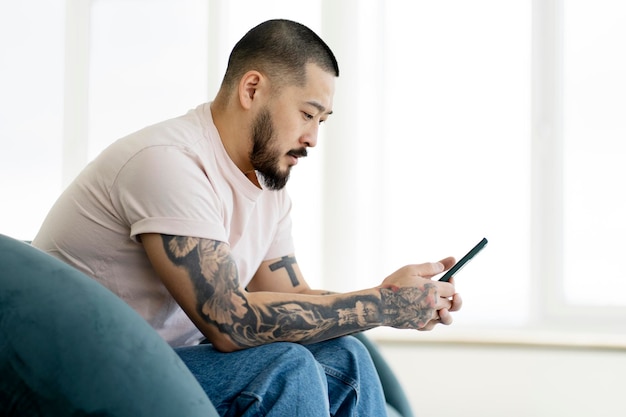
[196, 292, 260, 352]
[200, 327, 247, 353]
[211, 337, 242, 353]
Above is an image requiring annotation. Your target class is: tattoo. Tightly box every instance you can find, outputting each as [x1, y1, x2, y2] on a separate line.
[165, 236, 248, 327]
[379, 284, 437, 329]
[161, 235, 437, 347]
[268, 255, 299, 287]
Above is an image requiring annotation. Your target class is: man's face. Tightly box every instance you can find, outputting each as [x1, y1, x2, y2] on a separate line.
[249, 64, 335, 190]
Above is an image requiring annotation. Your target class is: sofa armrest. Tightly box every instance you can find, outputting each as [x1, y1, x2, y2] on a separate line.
[353, 331, 415, 417]
[0, 234, 218, 417]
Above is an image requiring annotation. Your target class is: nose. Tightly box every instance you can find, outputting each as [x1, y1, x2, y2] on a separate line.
[300, 124, 319, 148]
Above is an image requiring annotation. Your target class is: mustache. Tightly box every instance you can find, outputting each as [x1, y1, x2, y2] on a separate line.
[287, 148, 308, 158]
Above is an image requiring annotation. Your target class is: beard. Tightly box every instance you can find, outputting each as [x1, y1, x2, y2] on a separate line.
[249, 108, 307, 190]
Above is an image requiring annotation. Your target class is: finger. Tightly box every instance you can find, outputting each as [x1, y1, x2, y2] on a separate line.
[419, 312, 451, 331]
[418, 319, 437, 331]
[418, 261, 445, 278]
[436, 280, 456, 298]
[438, 256, 456, 272]
[450, 293, 463, 312]
[437, 295, 452, 311]
[418, 305, 455, 331]
[438, 308, 454, 325]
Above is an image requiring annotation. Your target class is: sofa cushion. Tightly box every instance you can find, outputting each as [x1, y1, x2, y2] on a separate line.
[0, 234, 218, 417]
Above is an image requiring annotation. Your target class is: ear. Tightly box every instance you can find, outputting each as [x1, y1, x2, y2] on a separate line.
[237, 71, 264, 110]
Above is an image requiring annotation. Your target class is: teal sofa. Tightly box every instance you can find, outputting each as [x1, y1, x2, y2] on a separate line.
[0, 234, 413, 416]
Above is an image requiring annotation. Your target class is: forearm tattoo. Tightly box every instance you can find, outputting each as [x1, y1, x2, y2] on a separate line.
[162, 235, 436, 347]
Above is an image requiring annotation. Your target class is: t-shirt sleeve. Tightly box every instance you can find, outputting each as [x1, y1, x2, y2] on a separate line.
[110, 145, 228, 243]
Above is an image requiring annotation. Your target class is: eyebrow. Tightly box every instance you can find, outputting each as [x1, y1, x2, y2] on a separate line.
[306, 100, 333, 115]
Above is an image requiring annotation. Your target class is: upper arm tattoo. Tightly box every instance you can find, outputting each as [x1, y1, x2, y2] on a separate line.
[162, 235, 437, 347]
[268, 255, 299, 287]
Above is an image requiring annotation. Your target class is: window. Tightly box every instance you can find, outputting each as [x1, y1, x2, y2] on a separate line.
[531, 0, 626, 332]
[87, 0, 210, 160]
[562, 0, 626, 307]
[378, 1, 531, 327]
[0, 1, 65, 240]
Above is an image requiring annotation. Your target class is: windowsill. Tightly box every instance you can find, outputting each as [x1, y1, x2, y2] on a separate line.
[365, 326, 626, 351]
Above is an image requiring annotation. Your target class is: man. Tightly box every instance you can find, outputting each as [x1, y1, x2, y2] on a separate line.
[34, 19, 462, 416]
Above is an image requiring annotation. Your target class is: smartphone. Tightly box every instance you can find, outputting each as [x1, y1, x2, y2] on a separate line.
[438, 237, 488, 282]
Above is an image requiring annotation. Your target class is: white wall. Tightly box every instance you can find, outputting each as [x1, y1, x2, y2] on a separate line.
[377, 338, 626, 417]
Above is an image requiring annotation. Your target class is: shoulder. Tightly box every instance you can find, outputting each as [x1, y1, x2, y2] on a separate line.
[88, 108, 213, 181]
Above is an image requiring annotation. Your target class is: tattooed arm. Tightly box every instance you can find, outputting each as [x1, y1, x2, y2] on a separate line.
[142, 233, 460, 352]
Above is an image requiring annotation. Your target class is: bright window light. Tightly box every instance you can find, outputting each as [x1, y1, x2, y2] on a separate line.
[563, 0, 626, 306]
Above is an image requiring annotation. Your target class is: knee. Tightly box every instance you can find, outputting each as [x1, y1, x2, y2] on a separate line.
[268, 343, 329, 398]
[333, 335, 371, 358]
[246, 343, 329, 415]
[270, 342, 325, 378]
[316, 336, 380, 383]
[330, 336, 374, 367]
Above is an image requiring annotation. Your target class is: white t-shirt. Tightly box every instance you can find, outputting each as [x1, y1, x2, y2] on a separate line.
[33, 103, 295, 347]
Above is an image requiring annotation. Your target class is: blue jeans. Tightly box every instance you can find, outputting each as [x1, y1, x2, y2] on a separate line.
[174, 336, 388, 417]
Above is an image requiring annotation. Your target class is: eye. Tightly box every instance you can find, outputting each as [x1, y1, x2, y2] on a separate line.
[302, 112, 314, 121]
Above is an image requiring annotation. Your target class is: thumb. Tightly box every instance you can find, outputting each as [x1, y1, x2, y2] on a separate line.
[433, 262, 445, 274]
[420, 261, 444, 278]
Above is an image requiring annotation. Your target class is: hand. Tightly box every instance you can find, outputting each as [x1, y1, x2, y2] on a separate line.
[378, 257, 462, 330]
[420, 277, 463, 331]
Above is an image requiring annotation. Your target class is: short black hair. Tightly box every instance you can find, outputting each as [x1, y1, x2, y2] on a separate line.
[221, 19, 339, 90]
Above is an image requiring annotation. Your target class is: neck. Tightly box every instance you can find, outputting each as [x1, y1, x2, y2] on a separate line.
[210, 100, 254, 174]
[244, 169, 262, 188]
[211, 100, 262, 188]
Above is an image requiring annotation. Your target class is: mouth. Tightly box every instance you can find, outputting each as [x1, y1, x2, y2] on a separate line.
[286, 148, 308, 165]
